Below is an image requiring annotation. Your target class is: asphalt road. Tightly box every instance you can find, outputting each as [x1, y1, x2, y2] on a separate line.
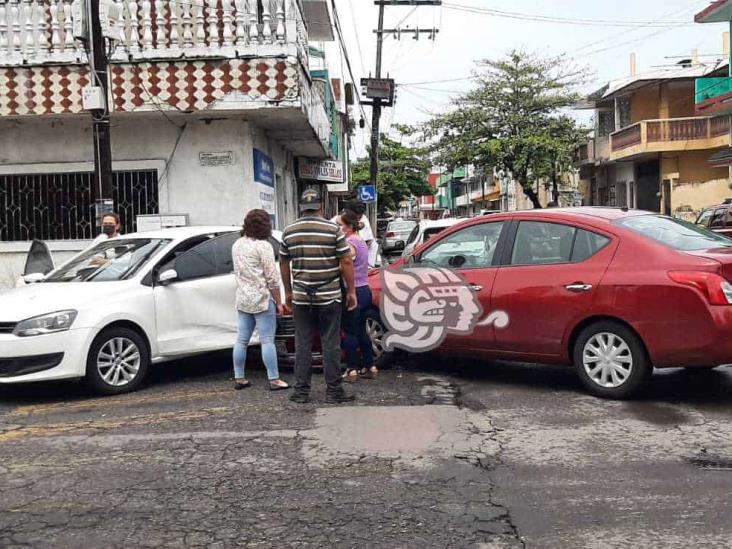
[1, 353, 731, 548]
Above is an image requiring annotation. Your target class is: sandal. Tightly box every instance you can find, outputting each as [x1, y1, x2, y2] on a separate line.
[269, 379, 291, 391]
[342, 369, 359, 382]
[234, 379, 251, 390]
[359, 367, 378, 379]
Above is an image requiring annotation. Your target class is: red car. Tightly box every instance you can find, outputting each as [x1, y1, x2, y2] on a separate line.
[366, 207, 732, 399]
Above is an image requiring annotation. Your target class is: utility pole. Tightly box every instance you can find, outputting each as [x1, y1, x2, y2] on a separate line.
[368, 0, 440, 228]
[87, 0, 114, 231]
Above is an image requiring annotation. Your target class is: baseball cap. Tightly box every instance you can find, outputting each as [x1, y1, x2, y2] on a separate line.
[299, 188, 322, 212]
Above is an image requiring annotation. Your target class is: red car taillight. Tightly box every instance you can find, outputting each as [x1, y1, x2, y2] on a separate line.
[668, 271, 732, 305]
[385, 231, 395, 238]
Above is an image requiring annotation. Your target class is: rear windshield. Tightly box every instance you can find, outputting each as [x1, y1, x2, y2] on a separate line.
[615, 215, 732, 251]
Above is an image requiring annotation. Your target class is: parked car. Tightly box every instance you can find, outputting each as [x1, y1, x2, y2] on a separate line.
[400, 218, 463, 258]
[0, 226, 302, 394]
[695, 199, 732, 237]
[366, 207, 732, 399]
[382, 219, 417, 254]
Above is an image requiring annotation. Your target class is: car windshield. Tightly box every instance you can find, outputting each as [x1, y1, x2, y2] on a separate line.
[615, 215, 732, 251]
[389, 221, 416, 232]
[45, 238, 170, 282]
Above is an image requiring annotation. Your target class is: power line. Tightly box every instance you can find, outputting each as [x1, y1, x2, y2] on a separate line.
[441, 2, 697, 27]
[330, 0, 371, 133]
[346, 0, 367, 75]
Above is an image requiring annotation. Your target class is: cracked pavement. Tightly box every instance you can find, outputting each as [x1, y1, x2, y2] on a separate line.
[0, 353, 520, 549]
[1, 352, 731, 548]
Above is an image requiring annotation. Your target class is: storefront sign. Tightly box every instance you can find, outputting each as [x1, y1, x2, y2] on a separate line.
[199, 151, 233, 167]
[253, 149, 276, 223]
[298, 158, 344, 183]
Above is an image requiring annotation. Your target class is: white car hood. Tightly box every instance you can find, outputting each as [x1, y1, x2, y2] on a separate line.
[0, 281, 130, 323]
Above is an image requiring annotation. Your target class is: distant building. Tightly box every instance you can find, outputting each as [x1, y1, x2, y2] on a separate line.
[575, 46, 731, 220]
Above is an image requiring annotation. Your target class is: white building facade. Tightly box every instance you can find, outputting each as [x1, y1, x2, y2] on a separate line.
[0, 0, 337, 287]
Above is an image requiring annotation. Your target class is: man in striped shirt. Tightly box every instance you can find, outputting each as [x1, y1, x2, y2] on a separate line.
[280, 188, 357, 404]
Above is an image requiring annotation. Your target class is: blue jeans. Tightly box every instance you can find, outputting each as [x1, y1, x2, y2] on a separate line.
[233, 301, 280, 381]
[342, 286, 374, 371]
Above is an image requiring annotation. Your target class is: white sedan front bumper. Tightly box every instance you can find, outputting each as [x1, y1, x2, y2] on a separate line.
[0, 328, 96, 384]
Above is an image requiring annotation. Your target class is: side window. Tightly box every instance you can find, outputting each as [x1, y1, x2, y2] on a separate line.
[419, 222, 504, 269]
[212, 232, 239, 274]
[710, 208, 726, 229]
[571, 229, 611, 262]
[511, 222, 575, 265]
[695, 209, 713, 228]
[165, 233, 237, 281]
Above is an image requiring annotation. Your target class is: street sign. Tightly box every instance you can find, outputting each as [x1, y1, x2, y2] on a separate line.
[298, 158, 344, 183]
[358, 185, 377, 204]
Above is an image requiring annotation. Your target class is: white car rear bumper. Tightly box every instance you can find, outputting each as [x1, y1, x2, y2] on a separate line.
[0, 328, 94, 384]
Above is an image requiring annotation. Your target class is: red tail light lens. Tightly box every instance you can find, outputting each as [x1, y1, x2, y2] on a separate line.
[385, 232, 395, 238]
[668, 271, 732, 305]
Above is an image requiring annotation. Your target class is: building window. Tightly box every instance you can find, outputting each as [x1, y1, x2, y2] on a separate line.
[598, 111, 615, 137]
[0, 170, 159, 242]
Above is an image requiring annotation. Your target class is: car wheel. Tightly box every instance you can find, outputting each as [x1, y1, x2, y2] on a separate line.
[573, 321, 651, 399]
[365, 308, 396, 369]
[85, 327, 149, 395]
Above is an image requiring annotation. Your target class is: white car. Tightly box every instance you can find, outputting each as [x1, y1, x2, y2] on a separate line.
[400, 218, 463, 258]
[0, 226, 285, 395]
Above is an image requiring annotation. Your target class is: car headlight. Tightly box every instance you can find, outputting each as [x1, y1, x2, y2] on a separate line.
[13, 310, 78, 337]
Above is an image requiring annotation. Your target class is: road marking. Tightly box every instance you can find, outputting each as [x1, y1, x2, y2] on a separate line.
[8, 387, 231, 417]
[0, 407, 230, 443]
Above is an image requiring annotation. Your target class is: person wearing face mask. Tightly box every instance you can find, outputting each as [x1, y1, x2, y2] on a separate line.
[92, 213, 122, 245]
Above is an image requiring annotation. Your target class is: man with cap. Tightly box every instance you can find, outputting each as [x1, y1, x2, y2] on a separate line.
[280, 188, 358, 404]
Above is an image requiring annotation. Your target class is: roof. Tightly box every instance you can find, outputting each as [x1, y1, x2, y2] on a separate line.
[696, 1, 732, 23]
[122, 225, 239, 240]
[419, 218, 463, 229]
[579, 61, 729, 108]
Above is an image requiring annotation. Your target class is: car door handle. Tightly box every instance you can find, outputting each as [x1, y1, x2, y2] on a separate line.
[564, 283, 593, 293]
[468, 283, 483, 292]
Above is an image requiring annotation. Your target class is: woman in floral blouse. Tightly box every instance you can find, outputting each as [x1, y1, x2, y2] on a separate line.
[231, 209, 290, 391]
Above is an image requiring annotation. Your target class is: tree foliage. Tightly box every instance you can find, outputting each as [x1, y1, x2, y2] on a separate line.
[351, 125, 433, 212]
[425, 50, 588, 208]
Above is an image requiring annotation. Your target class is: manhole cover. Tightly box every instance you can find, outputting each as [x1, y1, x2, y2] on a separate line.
[685, 455, 732, 470]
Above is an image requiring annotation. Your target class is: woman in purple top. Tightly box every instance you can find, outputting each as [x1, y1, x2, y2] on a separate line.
[336, 210, 376, 381]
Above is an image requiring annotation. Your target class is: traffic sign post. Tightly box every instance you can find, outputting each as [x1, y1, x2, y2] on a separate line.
[358, 185, 377, 204]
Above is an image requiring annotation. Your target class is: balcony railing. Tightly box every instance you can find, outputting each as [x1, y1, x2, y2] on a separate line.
[610, 116, 730, 153]
[0, 0, 306, 66]
[610, 124, 642, 151]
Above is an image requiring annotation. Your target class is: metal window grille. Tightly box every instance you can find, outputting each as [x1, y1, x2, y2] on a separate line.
[0, 170, 159, 242]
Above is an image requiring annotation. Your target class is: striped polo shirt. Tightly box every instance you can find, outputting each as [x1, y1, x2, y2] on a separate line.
[280, 215, 351, 306]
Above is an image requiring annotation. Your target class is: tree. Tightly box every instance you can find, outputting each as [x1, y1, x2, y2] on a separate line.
[351, 125, 434, 212]
[425, 50, 588, 208]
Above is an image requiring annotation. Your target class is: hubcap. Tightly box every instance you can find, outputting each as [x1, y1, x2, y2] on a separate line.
[582, 332, 633, 388]
[366, 318, 385, 360]
[97, 337, 141, 387]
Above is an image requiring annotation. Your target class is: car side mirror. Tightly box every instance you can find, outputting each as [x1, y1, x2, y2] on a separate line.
[22, 272, 45, 284]
[394, 240, 405, 251]
[158, 269, 178, 285]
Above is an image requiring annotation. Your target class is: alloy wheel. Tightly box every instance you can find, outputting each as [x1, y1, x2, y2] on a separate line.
[582, 332, 633, 388]
[366, 317, 385, 360]
[97, 337, 141, 387]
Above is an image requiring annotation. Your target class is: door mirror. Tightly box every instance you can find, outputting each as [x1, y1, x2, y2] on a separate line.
[23, 240, 54, 276]
[394, 240, 405, 251]
[158, 269, 178, 284]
